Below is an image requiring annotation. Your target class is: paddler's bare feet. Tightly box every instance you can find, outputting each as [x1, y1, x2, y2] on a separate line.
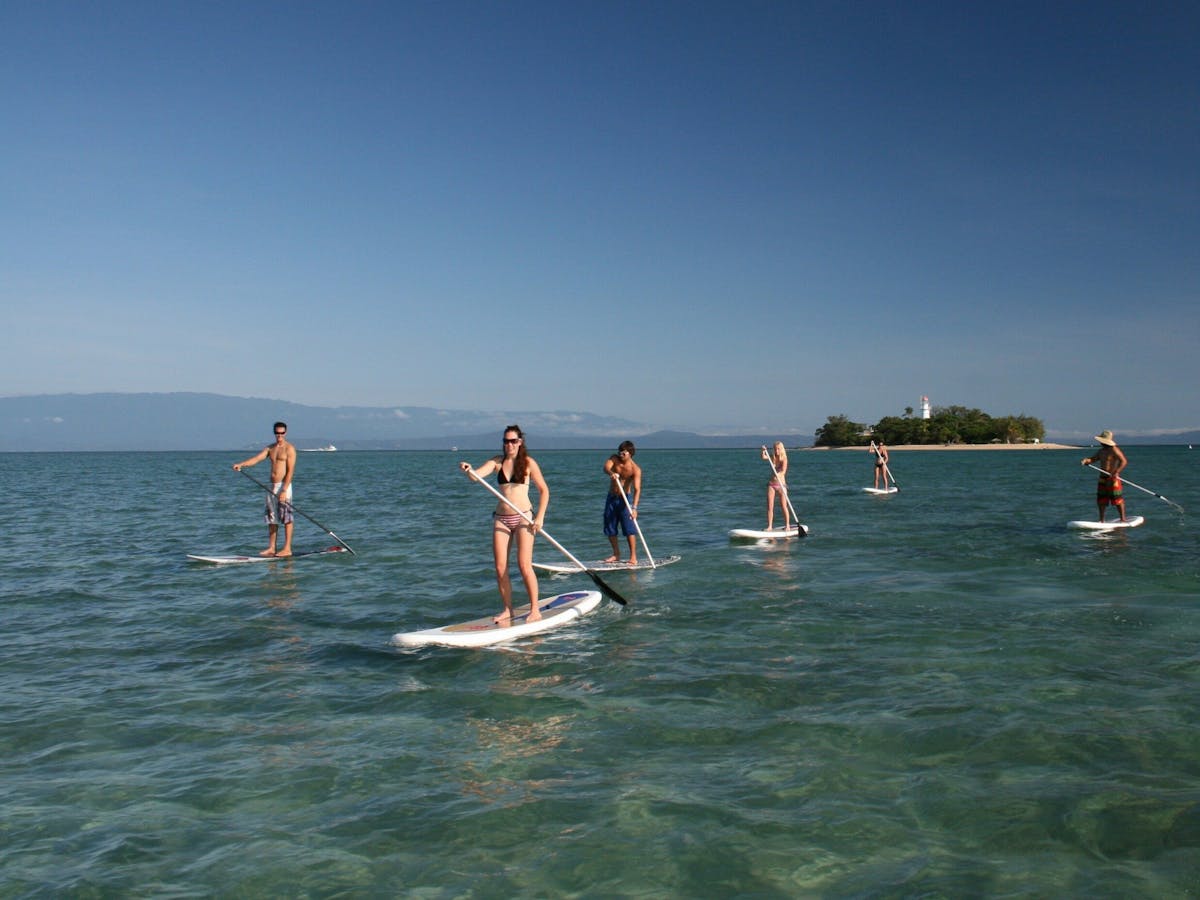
[527, 607, 542, 623]
[259, 548, 277, 557]
[603, 555, 619, 563]
[627, 558, 637, 566]
[493, 610, 514, 626]
[275, 549, 292, 558]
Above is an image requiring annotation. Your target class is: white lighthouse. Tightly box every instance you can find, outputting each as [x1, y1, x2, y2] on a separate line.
[920, 395, 931, 420]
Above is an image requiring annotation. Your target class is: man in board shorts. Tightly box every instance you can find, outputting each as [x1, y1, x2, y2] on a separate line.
[233, 421, 297, 556]
[1081, 429, 1128, 523]
[603, 440, 642, 565]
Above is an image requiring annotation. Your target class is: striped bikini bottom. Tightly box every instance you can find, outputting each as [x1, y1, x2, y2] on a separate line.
[493, 510, 532, 534]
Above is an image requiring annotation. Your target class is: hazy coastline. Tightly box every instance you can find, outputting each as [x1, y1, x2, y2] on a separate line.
[804, 442, 1082, 451]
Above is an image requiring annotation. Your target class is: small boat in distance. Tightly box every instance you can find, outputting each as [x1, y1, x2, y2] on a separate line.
[301, 444, 337, 452]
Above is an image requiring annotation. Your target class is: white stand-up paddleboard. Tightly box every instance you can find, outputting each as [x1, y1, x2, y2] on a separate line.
[1067, 516, 1144, 531]
[187, 546, 351, 564]
[533, 555, 682, 574]
[862, 486, 898, 495]
[729, 525, 808, 540]
[392, 590, 602, 649]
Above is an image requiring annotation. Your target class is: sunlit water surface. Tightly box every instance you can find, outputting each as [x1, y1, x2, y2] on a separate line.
[3, 447, 1199, 895]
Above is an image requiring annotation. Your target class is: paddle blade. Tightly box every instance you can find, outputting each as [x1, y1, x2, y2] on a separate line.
[586, 570, 628, 606]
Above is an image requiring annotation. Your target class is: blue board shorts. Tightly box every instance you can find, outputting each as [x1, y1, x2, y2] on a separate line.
[603, 491, 634, 537]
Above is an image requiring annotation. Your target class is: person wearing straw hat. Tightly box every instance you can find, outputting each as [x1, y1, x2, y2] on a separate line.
[602, 440, 642, 565]
[1081, 430, 1128, 522]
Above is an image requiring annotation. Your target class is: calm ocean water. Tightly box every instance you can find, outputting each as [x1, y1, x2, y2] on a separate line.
[3, 446, 1199, 896]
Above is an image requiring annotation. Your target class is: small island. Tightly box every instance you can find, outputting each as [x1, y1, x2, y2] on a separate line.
[812, 406, 1075, 449]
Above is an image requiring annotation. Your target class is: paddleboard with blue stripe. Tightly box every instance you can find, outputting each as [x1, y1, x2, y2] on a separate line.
[392, 590, 602, 648]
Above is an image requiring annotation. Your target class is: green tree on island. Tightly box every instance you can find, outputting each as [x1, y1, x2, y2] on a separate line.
[814, 414, 869, 447]
[814, 407, 1044, 447]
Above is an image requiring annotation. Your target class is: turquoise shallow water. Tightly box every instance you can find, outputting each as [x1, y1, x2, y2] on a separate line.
[3, 446, 1199, 895]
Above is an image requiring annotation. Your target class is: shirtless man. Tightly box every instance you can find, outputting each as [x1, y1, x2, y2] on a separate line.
[1081, 429, 1128, 522]
[233, 421, 296, 556]
[603, 441, 642, 565]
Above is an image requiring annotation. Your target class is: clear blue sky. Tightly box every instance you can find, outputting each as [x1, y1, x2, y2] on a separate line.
[3, 1, 1196, 440]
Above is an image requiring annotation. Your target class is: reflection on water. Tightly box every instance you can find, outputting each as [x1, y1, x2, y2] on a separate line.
[260, 566, 303, 611]
[458, 714, 575, 806]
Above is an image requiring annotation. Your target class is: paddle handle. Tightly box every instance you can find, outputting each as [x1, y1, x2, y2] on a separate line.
[762, 446, 801, 526]
[464, 466, 587, 570]
[615, 476, 656, 568]
[868, 440, 898, 489]
[463, 465, 629, 605]
[1084, 463, 1183, 512]
[884, 463, 900, 489]
[238, 469, 356, 554]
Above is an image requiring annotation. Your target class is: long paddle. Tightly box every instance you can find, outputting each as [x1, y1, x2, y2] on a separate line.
[1084, 463, 1183, 513]
[870, 441, 899, 491]
[762, 446, 801, 531]
[464, 466, 628, 606]
[238, 469, 357, 554]
[884, 463, 900, 491]
[614, 476, 656, 568]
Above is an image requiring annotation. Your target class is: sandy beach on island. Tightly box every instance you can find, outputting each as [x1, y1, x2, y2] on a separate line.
[802, 443, 1081, 451]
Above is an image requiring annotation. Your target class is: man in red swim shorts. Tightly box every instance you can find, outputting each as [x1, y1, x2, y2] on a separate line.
[1081, 429, 1128, 523]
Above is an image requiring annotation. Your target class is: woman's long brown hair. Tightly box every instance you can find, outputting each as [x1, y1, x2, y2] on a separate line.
[504, 424, 529, 481]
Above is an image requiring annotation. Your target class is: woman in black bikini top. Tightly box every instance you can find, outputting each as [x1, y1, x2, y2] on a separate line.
[496, 461, 525, 485]
[458, 425, 550, 626]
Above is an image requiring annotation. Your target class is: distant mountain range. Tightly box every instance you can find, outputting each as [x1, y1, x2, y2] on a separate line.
[2, 393, 1194, 452]
[0, 393, 800, 451]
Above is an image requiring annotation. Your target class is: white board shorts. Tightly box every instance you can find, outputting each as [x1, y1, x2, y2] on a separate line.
[264, 483, 293, 525]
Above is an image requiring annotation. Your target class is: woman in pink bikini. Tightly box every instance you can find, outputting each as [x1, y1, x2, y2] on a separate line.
[460, 425, 550, 625]
[762, 441, 792, 531]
